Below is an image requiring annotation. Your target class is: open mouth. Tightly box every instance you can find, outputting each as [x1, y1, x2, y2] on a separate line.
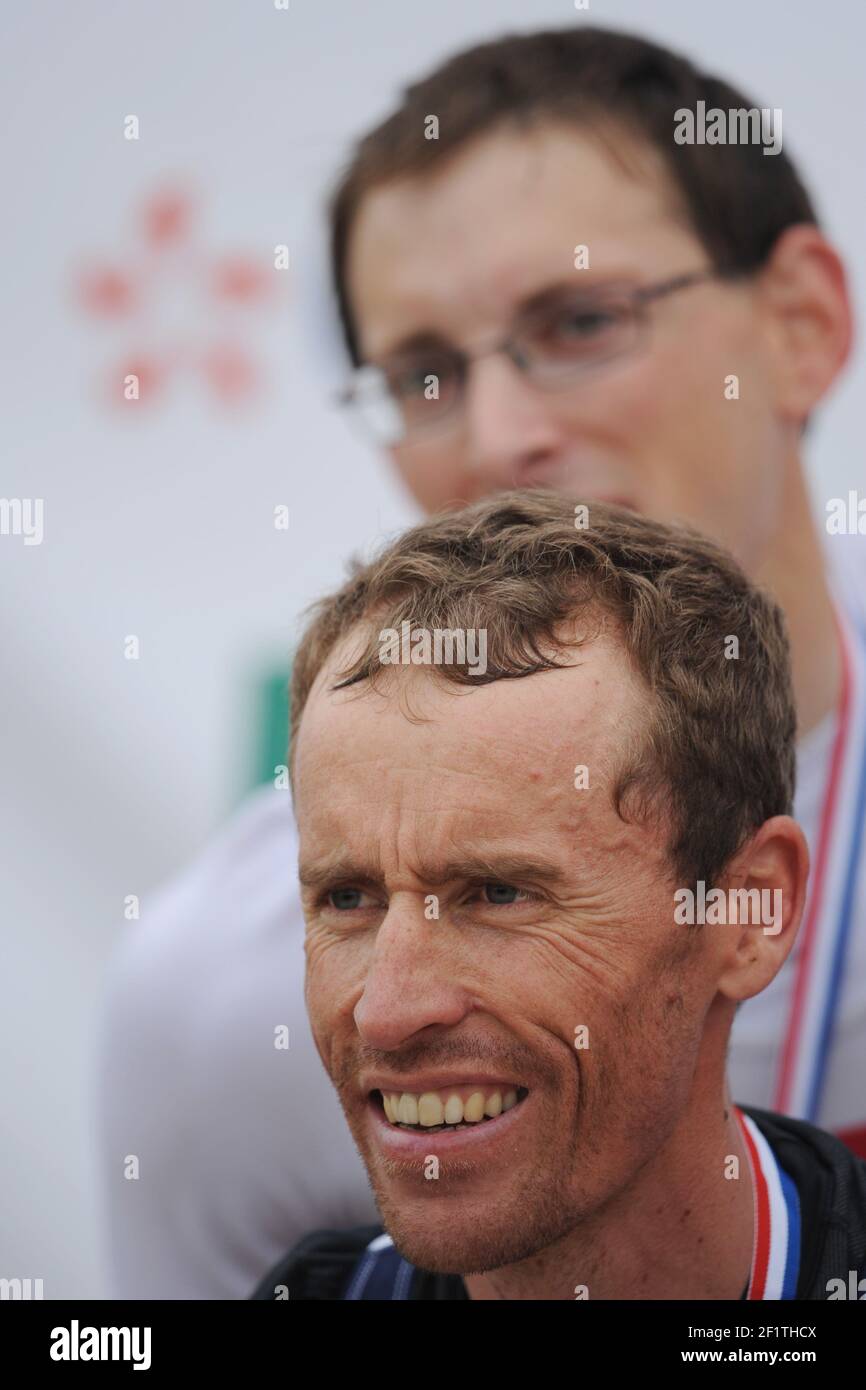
[373, 1086, 530, 1133]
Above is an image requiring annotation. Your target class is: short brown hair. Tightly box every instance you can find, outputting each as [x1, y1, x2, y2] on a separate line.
[329, 25, 818, 365]
[290, 491, 796, 889]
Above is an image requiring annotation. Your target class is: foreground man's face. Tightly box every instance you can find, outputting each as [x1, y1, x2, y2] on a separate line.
[295, 633, 720, 1276]
[347, 122, 783, 572]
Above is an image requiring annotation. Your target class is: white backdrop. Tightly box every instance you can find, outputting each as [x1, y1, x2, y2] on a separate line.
[1, 0, 863, 1298]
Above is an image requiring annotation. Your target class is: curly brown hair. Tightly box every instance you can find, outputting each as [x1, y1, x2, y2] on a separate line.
[290, 491, 796, 889]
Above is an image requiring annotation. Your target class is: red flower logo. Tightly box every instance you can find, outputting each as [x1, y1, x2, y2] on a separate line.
[75, 184, 281, 409]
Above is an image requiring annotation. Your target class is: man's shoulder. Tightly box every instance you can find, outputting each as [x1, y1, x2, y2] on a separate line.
[743, 1104, 866, 1296]
[743, 1102, 866, 1181]
[250, 1225, 468, 1301]
[250, 1225, 385, 1301]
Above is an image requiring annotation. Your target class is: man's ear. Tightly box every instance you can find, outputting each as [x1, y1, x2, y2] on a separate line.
[756, 224, 853, 423]
[715, 815, 810, 1003]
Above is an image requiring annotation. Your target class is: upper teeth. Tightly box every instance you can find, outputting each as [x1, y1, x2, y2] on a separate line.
[381, 1088, 520, 1126]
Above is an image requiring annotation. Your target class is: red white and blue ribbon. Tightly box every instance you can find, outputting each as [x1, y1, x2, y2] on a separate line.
[772, 601, 866, 1122]
[736, 1108, 801, 1299]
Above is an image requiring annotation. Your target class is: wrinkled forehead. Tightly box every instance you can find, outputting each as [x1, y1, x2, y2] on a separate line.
[345, 120, 695, 360]
[293, 623, 646, 822]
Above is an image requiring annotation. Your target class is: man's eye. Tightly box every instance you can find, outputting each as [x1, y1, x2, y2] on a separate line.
[327, 887, 368, 911]
[480, 882, 525, 906]
[555, 306, 617, 338]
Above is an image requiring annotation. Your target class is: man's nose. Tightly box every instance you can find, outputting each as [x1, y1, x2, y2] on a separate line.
[461, 351, 565, 490]
[353, 903, 470, 1051]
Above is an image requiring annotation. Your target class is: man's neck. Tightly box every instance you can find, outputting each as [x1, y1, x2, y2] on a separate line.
[463, 1093, 755, 1301]
[755, 463, 842, 738]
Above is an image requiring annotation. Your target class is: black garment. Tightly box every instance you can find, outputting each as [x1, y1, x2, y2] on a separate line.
[251, 1106, 866, 1300]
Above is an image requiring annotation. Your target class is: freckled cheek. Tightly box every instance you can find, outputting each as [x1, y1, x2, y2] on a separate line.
[523, 929, 645, 1028]
[477, 931, 576, 1026]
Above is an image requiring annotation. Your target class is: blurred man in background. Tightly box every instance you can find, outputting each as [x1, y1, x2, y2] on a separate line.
[98, 25, 866, 1298]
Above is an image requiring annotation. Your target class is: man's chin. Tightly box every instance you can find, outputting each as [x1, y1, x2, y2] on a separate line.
[371, 1188, 561, 1277]
[381, 1219, 521, 1277]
